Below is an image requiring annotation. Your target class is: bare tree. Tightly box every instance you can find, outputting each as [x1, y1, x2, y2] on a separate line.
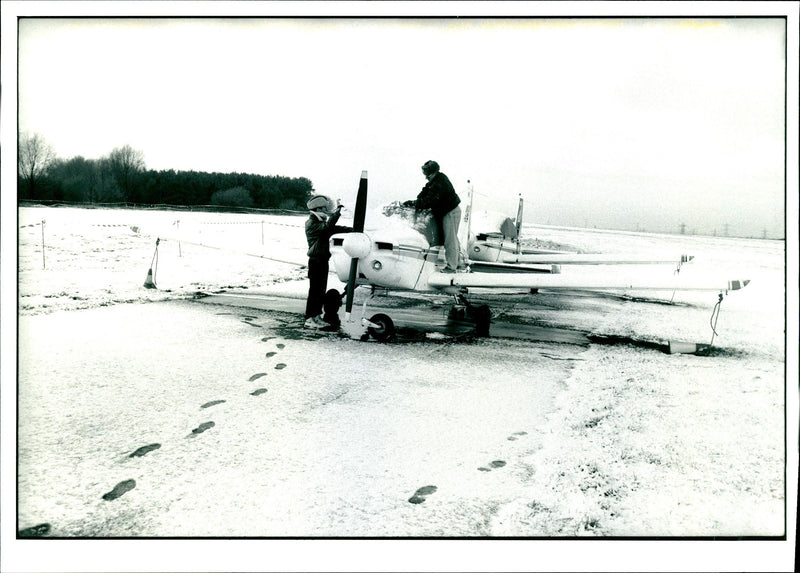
[18, 132, 56, 198]
[108, 144, 145, 202]
[91, 157, 121, 202]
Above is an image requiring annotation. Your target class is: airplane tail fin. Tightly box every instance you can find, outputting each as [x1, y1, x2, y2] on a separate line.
[458, 180, 474, 263]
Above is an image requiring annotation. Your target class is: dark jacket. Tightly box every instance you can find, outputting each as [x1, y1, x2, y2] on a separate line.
[305, 209, 352, 260]
[415, 172, 461, 219]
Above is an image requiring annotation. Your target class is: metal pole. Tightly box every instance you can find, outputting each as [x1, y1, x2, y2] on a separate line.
[41, 220, 46, 269]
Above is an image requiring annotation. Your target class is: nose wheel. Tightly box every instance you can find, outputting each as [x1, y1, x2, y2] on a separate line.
[352, 292, 489, 341]
[364, 313, 395, 341]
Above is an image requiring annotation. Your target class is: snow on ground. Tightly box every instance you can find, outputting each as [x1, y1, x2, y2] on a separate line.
[5, 205, 795, 569]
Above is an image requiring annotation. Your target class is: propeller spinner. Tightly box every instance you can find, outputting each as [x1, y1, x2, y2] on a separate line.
[344, 170, 369, 321]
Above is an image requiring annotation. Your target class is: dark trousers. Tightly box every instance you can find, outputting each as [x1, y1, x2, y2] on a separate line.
[305, 257, 329, 319]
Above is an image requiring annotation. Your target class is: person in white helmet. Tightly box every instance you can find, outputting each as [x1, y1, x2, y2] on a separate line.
[304, 195, 352, 328]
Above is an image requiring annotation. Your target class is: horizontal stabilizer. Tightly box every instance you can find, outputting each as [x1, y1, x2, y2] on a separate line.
[727, 279, 750, 291]
[428, 272, 750, 292]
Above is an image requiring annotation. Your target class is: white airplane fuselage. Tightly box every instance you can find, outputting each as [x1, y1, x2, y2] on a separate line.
[331, 228, 445, 292]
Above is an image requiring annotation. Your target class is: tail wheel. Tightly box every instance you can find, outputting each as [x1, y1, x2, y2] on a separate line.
[367, 313, 395, 341]
[472, 304, 491, 337]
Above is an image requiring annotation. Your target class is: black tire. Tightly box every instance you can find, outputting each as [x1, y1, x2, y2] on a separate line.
[367, 313, 395, 341]
[448, 306, 467, 321]
[323, 289, 343, 326]
[472, 304, 491, 337]
[324, 289, 343, 311]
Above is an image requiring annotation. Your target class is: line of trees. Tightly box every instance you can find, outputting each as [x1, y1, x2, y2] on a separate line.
[17, 132, 314, 211]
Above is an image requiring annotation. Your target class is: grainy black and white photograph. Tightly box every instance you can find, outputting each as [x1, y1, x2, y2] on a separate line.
[1, 1, 797, 572]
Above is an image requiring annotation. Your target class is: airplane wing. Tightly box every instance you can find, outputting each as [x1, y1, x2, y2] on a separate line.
[468, 260, 555, 274]
[466, 253, 692, 275]
[428, 271, 750, 292]
[499, 254, 694, 265]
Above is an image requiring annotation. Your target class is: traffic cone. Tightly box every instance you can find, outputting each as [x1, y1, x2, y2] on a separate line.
[143, 268, 157, 289]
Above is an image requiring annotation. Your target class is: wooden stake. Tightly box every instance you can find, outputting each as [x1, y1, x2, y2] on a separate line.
[41, 220, 46, 269]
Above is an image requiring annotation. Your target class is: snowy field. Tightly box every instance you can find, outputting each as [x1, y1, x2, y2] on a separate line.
[5, 205, 797, 571]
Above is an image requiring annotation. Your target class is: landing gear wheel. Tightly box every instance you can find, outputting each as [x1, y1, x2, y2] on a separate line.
[323, 289, 343, 327]
[367, 313, 395, 341]
[472, 304, 491, 337]
[447, 306, 468, 321]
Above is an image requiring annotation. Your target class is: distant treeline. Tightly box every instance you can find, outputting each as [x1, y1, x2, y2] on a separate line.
[17, 135, 314, 211]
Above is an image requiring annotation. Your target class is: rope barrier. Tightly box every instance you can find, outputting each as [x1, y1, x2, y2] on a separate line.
[91, 224, 137, 228]
[192, 219, 303, 229]
[708, 293, 724, 346]
[157, 236, 306, 268]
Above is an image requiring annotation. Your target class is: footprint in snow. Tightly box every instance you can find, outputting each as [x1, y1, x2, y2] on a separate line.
[103, 479, 136, 501]
[261, 336, 275, 342]
[408, 485, 438, 504]
[276, 343, 285, 349]
[478, 460, 506, 472]
[275, 363, 287, 370]
[129, 443, 161, 458]
[249, 373, 267, 381]
[507, 431, 528, 441]
[189, 421, 215, 436]
[265, 352, 277, 358]
[201, 400, 226, 409]
[251, 388, 268, 396]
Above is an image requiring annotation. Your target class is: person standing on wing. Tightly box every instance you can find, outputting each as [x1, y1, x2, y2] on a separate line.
[304, 195, 352, 329]
[411, 160, 462, 272]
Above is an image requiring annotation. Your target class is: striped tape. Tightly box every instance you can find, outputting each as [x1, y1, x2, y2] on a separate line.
[194, 220, 303, 228]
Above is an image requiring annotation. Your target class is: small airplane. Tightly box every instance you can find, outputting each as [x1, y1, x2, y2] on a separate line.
[328, 171, 750, 341]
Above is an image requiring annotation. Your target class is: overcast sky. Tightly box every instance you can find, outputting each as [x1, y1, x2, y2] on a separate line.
[15, 13, 787, 237]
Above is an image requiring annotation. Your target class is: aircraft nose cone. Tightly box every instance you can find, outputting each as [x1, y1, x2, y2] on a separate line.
[343, 232, 371, 258]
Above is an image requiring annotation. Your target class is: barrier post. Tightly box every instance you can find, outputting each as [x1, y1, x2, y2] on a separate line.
[41, 220, 46, 269]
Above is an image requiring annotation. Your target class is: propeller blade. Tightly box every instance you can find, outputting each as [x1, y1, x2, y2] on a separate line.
[352, 170, 368, 233]
[345, 171, 368, 318]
